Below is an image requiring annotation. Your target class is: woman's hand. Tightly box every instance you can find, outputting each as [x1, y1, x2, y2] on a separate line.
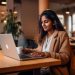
[22, 48, 33, 54]
[30, 52, 45, 57]
[30, 52, 51, 57]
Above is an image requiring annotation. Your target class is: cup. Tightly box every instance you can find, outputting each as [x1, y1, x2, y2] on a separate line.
[16, 46, 23, 54]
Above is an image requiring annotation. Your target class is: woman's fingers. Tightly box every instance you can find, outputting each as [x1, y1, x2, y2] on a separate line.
[22, 48, 32, 54]
[30, 52, 45, 57]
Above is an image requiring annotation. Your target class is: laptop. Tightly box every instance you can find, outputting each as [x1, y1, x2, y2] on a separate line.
[0, 34, 44, 60]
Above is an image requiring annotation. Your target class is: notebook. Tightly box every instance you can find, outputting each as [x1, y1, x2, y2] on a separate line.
[0, 34, 43, 60]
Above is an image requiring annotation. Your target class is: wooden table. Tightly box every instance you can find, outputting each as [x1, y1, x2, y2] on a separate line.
[0, 51, 61, 74]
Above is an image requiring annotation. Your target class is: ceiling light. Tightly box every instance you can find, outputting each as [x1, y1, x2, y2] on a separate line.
[65, 11, 70, 14]
[1, 1, 7, 5]
[13, 11, 18, 14]
[65, 8, 70, 14]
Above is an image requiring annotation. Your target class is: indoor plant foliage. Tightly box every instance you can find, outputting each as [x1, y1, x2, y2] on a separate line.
[3, 9, 22, 40]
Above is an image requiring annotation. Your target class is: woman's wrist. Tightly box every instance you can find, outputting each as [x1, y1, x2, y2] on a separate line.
[44, 52, 51, 57]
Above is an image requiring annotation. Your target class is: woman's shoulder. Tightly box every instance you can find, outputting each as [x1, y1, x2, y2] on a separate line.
[58, 30, 68, 36]
[53, 30, 67, 37]
[57, 30, 69, 39]
[58, 31, 67, 34]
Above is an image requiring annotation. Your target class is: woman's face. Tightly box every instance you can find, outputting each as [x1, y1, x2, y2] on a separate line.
[41, 15, 53, 32]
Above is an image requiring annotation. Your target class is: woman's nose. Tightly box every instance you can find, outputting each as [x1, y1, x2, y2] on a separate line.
[42, 22, 45, 26]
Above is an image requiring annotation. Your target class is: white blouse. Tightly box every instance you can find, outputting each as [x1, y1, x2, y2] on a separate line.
[42, 35, 53, 52]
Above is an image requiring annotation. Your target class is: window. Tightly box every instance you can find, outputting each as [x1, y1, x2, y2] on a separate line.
[57, 14, 64, 25]
[67, 13, 75, 37]
[68, 15, 72, 37]
[73, 13, 75, 31]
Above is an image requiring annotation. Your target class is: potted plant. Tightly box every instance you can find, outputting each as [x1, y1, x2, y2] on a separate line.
[3, 9, 22, 46]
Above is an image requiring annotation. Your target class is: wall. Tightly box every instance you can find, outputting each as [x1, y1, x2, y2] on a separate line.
[21, 0, 38, 39]
[49, 2, 63, 11]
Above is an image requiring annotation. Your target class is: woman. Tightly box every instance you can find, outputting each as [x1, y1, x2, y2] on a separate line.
[23, 9, 71, 75]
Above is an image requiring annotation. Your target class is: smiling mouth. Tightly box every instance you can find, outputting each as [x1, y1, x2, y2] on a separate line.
[43, 26, 47, 29]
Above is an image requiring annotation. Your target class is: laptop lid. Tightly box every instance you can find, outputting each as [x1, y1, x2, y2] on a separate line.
[0, 34, 20, 60]
[0, 34, 44, 61]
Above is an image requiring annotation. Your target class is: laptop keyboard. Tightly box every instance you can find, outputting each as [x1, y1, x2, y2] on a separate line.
[19, 53, 44, 60]
[19, 53, 32, 59]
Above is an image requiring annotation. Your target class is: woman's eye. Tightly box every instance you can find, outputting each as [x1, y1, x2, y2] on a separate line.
[44, 20, 48, 23]
[41, 20, 48, 24]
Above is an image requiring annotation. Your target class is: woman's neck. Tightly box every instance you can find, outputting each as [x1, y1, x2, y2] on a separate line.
[47, 29, 54, 38]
